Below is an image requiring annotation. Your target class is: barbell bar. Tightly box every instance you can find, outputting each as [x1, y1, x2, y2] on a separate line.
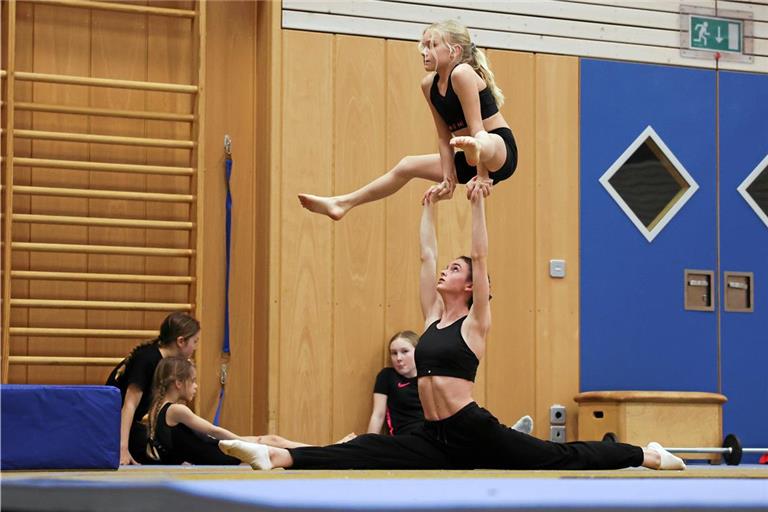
[604, 433, 767, 465]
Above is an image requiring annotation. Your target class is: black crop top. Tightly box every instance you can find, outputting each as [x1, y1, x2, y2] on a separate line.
[430, 67, 499, 133]
[415, 316, 479, 382]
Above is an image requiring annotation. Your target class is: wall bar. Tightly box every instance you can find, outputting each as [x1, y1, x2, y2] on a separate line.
[13, 185, 194, 203]
[9, 356, 124, 366]
[14, 157, 193, 176]
[13, 213, 194, 230]
[15, 71, 197, 93]
[15, 129, 195, 149]
[14, 102, 194, 122]
[11, 271, 194, 284]
[10, 299, 193, 311]
[12, 242, 194, 257]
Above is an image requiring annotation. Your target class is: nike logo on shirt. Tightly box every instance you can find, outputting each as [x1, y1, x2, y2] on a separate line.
[397, 382, 411, 388]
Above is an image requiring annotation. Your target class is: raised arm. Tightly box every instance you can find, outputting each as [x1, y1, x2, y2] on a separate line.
[465, 190, 491, 336]
[421, 74, 457, 197]
[419, 201, 443, 326]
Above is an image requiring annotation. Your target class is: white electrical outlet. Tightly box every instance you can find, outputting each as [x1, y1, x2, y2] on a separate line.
[550, 259, 566, 278]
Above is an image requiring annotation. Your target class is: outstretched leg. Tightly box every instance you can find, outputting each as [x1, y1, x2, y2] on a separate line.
[298, 154, 442, 220]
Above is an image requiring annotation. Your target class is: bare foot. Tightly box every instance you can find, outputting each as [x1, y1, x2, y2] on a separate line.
[450, 136, 481, 166]
[297, 194, 345, 220]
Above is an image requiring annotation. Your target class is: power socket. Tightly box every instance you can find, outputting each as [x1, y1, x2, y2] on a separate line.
[550, 404, 566, 425]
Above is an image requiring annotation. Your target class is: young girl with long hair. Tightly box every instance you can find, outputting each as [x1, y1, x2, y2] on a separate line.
[146, 357, 356, 465]
[146, 357, 252, 465]
[298, 19, 518, 220]
[106, 312, 200, 465]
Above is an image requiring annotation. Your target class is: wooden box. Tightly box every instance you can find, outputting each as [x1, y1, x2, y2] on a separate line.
[574, 391, 727, 461]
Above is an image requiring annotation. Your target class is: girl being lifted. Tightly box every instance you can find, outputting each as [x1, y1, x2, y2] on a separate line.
[298, 20, 518, 220]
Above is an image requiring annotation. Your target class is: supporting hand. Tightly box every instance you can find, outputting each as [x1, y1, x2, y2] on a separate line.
[120, 447, 139, 466]
[423, 180, 454, 205]
[466, 176, 492, 200]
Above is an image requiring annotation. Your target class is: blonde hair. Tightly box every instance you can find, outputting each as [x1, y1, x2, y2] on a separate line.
[422, 20, 504, 108]
[147, 356, 195, 456]
[389, 330, 419, 348]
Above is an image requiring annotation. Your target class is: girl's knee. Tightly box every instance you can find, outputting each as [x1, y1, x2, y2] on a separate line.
[393, 156, 416, 178]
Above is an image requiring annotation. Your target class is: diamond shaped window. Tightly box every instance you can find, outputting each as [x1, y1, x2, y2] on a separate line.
[599, 126, 699, 242]
[737, 154, 768, 229]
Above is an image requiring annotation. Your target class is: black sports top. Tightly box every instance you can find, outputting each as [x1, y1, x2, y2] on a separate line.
[415, 316, 479, 382]
[430, 68, 499, 133]
[373, 367, 424, 435]
[150, 403, 238, 465]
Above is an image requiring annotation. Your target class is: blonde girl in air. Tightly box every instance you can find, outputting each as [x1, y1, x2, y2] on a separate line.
[298, 19, 518, 220]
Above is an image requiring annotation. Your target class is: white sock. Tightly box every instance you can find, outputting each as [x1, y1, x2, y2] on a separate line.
[648, 441, 686, 470]
[511, 415, 533, 435]
[219, 439, 273, 470]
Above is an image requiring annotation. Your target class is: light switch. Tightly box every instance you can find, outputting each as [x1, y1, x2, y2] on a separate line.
[550, 259, 566, 278]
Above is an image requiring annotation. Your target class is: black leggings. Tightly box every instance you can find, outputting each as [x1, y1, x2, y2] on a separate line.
[152, 424, 240, 466]
[454, 127, 518, 185]
[289, 402, 643, 470]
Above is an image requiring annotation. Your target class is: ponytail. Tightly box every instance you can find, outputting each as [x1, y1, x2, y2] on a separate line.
[147, 356, 195, 444]
[469, 46, 504, 108]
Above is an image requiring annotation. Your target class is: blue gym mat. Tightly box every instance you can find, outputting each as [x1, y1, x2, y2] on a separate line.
[3, 476, 767, 511]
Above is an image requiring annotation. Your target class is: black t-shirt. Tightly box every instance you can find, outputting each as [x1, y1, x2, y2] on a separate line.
[373, 367, 423, 435]
[106, 343, 163, 423]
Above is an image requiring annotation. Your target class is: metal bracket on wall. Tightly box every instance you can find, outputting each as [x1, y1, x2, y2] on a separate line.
[684, 269, 715, 311]
[723, 271, 754, 312]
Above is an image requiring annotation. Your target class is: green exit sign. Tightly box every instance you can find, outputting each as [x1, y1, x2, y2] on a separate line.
[690, 16, 743, 52]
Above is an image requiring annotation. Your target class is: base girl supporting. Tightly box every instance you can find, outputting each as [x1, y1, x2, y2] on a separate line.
[219, 187, 685, 472]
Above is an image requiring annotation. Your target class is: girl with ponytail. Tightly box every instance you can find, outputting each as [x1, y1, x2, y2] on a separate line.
[145, 357, 244, 465]
[106, 312, 201, 465]
[298, 19, 518, 220]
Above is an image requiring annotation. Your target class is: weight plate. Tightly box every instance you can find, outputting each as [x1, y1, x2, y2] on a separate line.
[723, 433, 742, 465]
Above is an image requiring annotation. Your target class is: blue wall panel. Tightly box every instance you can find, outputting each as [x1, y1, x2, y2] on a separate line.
[580, 60, 717, 392]
[719, 71, 768, 461]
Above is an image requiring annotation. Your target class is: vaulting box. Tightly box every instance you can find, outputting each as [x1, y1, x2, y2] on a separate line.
[575, 391, 726, 461]
[1, 385, 120, 470]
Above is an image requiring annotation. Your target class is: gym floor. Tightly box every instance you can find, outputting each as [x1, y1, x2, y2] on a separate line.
[3, 465, 767, 512]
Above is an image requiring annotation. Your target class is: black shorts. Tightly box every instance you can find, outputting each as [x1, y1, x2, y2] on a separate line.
[454, 127, 518, 185]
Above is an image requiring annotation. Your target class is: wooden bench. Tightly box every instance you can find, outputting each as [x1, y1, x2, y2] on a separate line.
[574, 391, 727, 461]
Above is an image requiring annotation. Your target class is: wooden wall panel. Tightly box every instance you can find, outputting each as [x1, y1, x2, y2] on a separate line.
[87, 8, 148, 384]
[384, 40, 433, 358]
[534, 54, 580, 441]
[485, 50, 537, 431]
[27, 4, 91, 384]
[256, 0, 280, 438]
[275, 31, 581, 443]
[201, 0, 258, 435]
[144, 3, 193, 387]
[279, 30, 334, 445]
[7, 1, 33, 384]
[5, 10, 582, 446]
[332, 35, 386, 439]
